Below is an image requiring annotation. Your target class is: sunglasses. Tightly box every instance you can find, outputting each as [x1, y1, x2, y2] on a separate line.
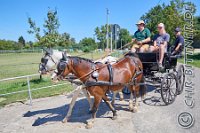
[136, 24, 144, 26]
[157, 27, 163, 29]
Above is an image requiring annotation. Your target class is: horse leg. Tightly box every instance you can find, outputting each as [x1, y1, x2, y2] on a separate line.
[133, 87, 139, 113]
[62, 86, 82, 123]
[86, 95, 102, 129]
[82, 88, 93, 113]
[111, 91, 117, 105]
[119, 90, 124, 101]
[140, 76, 147, 101]
[102, 95, 117, 120]
[129, 91, 134, 112]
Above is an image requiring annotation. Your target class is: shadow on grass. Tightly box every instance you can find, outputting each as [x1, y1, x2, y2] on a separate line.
[30, 78, 45, 84]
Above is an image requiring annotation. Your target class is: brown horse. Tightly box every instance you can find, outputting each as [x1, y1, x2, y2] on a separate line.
[55, 53, 145, 128]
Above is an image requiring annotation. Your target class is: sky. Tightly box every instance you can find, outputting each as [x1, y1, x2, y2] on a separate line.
[0, 0, 199, 42]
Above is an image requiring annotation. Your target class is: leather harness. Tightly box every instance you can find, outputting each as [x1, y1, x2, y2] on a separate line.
[88, 57, 143, 87]
[107, 64, 113, 85]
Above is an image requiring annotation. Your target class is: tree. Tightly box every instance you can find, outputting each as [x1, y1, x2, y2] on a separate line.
[43, 9, 60, 35]
[141, 0, 196, 44]
[0, 40, 19, 50]
[117, 28, 132, 48]
[39, 9, 60, 47]
[193, 16, 200, 48]
[79, 37, 97, 52]
[27, 17, 41, 41]
[18, 36, 25, 48]
[27, 41, 33, 48]
[27, 8, 74, 48]
[94, 25, 107, 49]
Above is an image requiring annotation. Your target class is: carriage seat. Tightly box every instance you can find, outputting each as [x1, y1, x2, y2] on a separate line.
[168, 45, 183, 58]
[137, 52, 178, 71]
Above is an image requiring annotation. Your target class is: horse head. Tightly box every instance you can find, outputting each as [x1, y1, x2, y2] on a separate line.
[51, 52, 71, 81]
[39, 48, 65, 75]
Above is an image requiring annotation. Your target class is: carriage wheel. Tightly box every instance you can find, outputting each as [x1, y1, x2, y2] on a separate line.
[161, 73, 178, 105]
[122, 86, 131, 95]
[176, 65, 185, 95]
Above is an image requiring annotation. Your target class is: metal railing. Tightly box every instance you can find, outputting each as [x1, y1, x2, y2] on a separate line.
[0, 74, 71, 105]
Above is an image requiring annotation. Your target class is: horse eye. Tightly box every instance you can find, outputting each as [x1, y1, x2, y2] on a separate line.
[41, 58, 48, 64]
[41, 58, 45, 63]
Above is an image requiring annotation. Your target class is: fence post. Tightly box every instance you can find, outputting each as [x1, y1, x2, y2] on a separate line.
[27, 76, 32, 106]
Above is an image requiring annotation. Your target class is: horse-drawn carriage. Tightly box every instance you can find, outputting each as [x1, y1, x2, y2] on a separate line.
[39, 48, 185, 128]
[122, 52, 185, 105]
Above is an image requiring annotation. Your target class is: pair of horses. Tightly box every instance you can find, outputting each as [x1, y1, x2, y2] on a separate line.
[39, 49, 124, 112]
[39, 49, 146, 129]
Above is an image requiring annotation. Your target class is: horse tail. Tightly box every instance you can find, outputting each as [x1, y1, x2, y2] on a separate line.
[140, 75, 147, 100]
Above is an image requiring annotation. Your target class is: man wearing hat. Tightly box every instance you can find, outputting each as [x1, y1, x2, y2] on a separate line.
[131, 20, 151, 52]
[171, 27, 184, 55]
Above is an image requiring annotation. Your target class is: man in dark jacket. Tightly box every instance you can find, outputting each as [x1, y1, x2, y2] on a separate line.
[171, 27, 184, 55]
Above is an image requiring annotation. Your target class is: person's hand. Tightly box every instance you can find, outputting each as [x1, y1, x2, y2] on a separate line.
[154, 45, 159, 50]
[136, 41, 142, 45]
[171, 51, 176, 55]
[132, 38, 136, 42]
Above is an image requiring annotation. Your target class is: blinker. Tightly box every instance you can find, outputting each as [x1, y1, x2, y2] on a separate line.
[59, 61, 67, 71]
[41, 58, 48, 64]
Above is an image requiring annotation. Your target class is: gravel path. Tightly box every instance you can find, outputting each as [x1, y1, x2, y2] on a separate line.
[0, 67, 199, 133]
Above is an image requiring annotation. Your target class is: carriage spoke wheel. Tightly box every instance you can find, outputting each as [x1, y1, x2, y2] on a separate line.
[161, 73, 178, 105]
[176, 65, 185, 95]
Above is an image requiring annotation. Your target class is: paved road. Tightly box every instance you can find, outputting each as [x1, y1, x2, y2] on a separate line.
[0, 67, 199, 133]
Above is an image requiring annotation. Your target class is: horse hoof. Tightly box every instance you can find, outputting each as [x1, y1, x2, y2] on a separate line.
[85, 122, 93, 129]
[112, 115, 117, 120]
[85, 124, 93, 129]
[62, 118, 69, 123]
[129, 106, 134, 112]
[133, 107, 138, 113]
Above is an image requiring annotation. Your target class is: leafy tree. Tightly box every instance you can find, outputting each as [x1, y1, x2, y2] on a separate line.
[193, 16, 200, 48]
[141, 0, 196, 44]
[43, 9, 60, 35]
[28, 41, 33, 48]
[27, 17, 41, 41]
[0, 40, 19, 50]
[79, 37, 97, 52]
[27, 8, 74, 48]
[70, 37, 76, 44]
[117, 28, 132, 48]
[94, 25, 107, 49]
[18, 36, 25, 48]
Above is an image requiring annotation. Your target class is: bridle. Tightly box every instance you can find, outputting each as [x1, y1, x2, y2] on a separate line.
[39, 53, 57, 73]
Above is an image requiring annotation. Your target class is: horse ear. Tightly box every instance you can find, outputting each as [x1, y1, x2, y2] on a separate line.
[46, 48, 53, 55]
[61, 52, 67, 61]
[63, 51, 67, 56]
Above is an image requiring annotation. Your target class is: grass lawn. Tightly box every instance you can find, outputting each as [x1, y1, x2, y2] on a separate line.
[178, 53, 200, 68]
[0, 51, 105, 107]
[1, 51, 198, 107]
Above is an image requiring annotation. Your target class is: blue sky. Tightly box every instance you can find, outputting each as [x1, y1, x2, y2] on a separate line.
[0, 0, 199, 42]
